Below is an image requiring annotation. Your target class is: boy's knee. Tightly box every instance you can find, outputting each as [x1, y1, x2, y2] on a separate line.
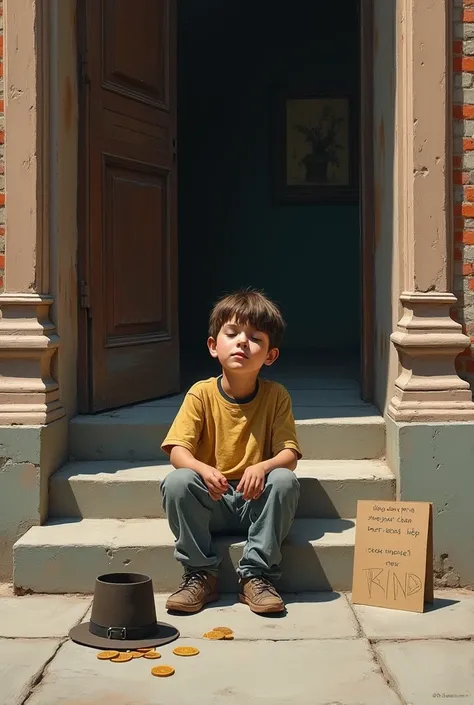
[267, 467, 300, 497]
[161, 467, 197, 500]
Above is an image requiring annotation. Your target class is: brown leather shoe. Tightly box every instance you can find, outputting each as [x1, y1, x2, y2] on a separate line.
[165, 571, 219, 614]
[238, 576, 285, 614]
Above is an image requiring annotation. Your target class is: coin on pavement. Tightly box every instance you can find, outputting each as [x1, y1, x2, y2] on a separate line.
[110, 652, 133, 663]
[213, 627, 233, 635]
[173, 646, 200, 656]
[202, 630, 225, 640]
[96, 650, 119, 660]
[151, 665, 175, 677]
[143, 650, 161, 659]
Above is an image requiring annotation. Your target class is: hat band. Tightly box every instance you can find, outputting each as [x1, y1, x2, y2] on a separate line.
[89, 620, 157, 641]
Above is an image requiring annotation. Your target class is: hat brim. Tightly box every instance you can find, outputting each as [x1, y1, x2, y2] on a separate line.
[69, 620, 180, 651]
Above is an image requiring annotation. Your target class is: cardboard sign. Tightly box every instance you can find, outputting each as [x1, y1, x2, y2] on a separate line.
[351, 500, 433, 613]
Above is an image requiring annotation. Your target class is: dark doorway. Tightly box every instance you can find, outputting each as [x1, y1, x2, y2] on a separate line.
[177, 0, 362, 377]
[77, 0, 374, 412]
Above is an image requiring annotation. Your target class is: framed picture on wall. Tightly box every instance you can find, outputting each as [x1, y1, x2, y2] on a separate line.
[272, 91, 359, 204]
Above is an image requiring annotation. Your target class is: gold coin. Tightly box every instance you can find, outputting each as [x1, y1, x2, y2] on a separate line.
[151, 665, 175, 677]
[96, 650, 119, 660]
[136, 647, 153, 653]
[110, 652, 133, 663]
[130, 651, 144, 658]
[223, 634, 234, 640]
[173, 646, 200, 657]
[143, 650, 161, 659]
[202, 630, 225, 640]
[213, 626, 233, 635]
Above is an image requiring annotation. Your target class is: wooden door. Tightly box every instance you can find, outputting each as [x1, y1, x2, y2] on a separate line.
[78, 0, 179, 412]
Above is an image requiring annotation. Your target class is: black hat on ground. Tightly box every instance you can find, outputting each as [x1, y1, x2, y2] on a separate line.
[69, 572, 180, 651]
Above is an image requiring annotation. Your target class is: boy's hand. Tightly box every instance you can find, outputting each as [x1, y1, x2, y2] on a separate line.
[201, 467, 229, 501]
[237, 464, 266, 500]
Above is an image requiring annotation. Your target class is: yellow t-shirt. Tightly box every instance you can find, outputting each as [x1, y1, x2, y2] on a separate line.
[161, 377, 302, 479]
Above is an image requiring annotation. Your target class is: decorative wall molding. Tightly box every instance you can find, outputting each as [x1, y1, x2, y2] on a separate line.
[389, 292, 474, 421]
[0, 294, 64, 424]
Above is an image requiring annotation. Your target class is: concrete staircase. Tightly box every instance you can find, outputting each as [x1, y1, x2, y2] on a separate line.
[13, 374, 395, 594]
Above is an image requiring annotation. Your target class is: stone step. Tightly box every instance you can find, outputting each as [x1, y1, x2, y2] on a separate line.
[13, 517, 357, 594]
[69, 402, 385, 461]
[49, 459, 395, 520]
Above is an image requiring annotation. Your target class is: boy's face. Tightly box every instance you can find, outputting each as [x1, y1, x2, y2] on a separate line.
[207, 318, 279, 374]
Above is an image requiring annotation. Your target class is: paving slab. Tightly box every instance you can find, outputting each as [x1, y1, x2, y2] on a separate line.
[0, 595, 92, 638]
[151, 592, 359, 640]
[26, 638, 401, 705]
[0, 638, 60, 705]
[375, 640, 474, 705]
[351, 590, 474, 640]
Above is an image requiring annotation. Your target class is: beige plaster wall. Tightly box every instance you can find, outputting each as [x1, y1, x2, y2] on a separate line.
[372, 0, 401, 413]
[403, 0, 450, 295]
[0, 1, 5, 291]
[49, 0, 79, 419]
[0, 0, 78, 580]
[4, 0, 45, 294]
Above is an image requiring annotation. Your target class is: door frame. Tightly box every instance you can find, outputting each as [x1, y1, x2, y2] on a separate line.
[76, 0, 376, 412]
[77, 1, 91, 413]
[360, 0, 375, 401]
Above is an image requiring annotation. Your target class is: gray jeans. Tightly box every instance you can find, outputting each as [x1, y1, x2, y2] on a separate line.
[160, 467, 300, 581]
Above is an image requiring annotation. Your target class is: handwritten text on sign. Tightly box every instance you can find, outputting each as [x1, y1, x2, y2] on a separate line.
[351, 500, 433, 613]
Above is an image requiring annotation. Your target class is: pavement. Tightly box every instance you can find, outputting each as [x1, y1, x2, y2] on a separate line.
[1, 584, 474, 705]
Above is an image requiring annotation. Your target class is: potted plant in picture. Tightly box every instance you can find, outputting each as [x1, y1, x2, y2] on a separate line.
[295, 105, 344, 184]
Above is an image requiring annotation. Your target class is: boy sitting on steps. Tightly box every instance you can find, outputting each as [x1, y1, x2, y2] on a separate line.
[160, 289, 301, 615]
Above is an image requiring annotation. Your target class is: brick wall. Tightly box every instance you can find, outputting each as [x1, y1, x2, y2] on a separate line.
[453, 1, 474, 383]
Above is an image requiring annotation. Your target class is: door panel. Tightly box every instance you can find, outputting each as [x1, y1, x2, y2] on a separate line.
[81, 0, 178, 411]
[104, 161, 169, 337]
[103, 0, 168, 104]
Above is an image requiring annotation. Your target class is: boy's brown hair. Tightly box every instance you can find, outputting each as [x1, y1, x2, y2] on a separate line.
[209, 289, 286, 349]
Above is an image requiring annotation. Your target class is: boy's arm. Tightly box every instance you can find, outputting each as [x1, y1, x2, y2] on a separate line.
[169, 444, 212, 475]
[161, 389, 229, 500]
[163, 392, 230, 500]
[236, 448, 298, 499]
[237, 388, 300, 499]
[260, 448, 298, 473]
[270, 386, 302, 465]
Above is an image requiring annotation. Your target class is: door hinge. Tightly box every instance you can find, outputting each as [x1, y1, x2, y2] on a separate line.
[80, 280, 91, 310]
